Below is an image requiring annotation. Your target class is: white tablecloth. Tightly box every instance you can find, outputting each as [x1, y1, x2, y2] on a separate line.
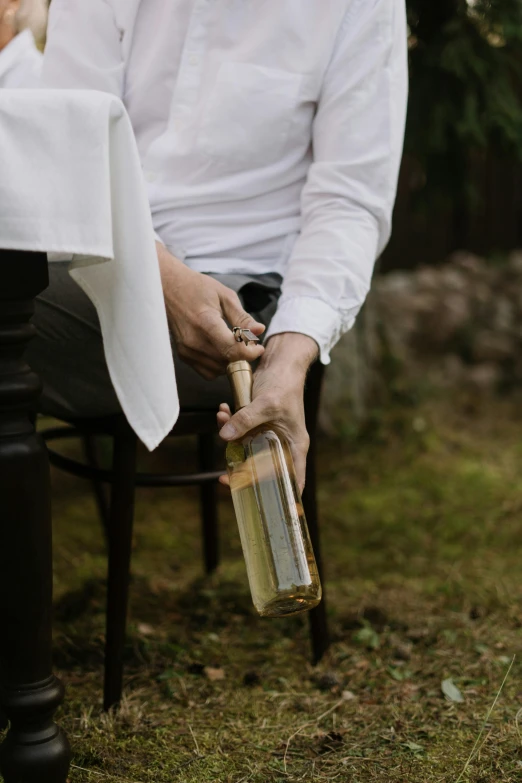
[0, 89, 178, 450]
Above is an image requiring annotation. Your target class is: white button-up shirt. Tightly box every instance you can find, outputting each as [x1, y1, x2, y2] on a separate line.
[42, 0, 408, 363]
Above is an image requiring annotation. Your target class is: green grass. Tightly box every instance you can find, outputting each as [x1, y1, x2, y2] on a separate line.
[6, 394, 522, 782]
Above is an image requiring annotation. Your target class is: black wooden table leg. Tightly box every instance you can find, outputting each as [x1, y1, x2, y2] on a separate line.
[0, 250, 71, 782]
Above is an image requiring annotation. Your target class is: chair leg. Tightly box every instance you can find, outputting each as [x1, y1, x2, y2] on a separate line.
[104, 428, 138, 711]
[303, 363, 330, 664]
[198, 433, 219, 574]
[303, 456, 329, 664]
[82, 435, 111, 543]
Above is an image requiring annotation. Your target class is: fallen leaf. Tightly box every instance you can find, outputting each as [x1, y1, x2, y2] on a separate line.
[353, 626, 380, 650]
[204, 666, 225, 681]
[342, 690, 357, 701]
[403, 741, 424, 754]
[441, 678, 464, 703]
[388, 666, 413, 682]
[137, 623, 154, 636]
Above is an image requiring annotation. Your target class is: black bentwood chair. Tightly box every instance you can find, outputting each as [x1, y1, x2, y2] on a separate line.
[42, 362, 329, 711]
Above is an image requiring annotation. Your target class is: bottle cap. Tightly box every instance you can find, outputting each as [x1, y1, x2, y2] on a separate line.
[227, 360, 253, 410]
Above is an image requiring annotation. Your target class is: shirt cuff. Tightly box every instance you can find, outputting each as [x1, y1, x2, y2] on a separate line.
[265, 296, 353, 365]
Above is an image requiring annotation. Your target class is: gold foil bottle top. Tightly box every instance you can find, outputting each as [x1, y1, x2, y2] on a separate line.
[227, 360, 253, 411]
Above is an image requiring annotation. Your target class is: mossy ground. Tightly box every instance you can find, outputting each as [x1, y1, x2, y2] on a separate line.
[6, 393, 522, 782]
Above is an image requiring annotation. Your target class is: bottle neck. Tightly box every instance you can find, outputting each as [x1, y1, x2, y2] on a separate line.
[227, 361, 253, 411]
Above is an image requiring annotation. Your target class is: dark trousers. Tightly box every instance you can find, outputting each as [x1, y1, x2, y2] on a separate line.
[27, 263, 282, 420]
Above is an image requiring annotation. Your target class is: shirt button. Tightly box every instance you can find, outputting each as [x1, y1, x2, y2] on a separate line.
[144, 170, 157, 183]
[189, 55, 199, 66]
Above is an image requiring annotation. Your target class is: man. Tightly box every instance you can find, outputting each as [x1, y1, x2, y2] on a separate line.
[36, 0, 408, 489]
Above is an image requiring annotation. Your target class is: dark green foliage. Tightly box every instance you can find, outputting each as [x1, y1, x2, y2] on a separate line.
[405, 0, 522, 207]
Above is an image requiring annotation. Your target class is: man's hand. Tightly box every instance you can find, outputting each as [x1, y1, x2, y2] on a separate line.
[218, 333, 319, 492]
[157, 242, 265, 379]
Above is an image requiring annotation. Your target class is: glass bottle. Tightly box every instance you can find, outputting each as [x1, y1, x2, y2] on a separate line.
[225, 360, 322, 617]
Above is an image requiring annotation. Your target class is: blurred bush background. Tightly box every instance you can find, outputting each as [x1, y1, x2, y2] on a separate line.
[387, 0, 522, 269]
[324, 0, 522, 436]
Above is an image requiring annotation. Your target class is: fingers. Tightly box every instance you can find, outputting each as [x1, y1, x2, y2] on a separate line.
[218, 396, 270, 441]
[289, 441, 307, 495]
[217, 410, 231, 430]
[217, 403, 231, 424]
[203, 309, 265, 365]
[218, 393, 309, 491]
[219, 290, 266, 336]
[218, 403, 232, 489]
[218, 396, 308, 493]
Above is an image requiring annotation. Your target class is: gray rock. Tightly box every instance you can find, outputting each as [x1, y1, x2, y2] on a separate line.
[449, 251, 487, 276]
[319, 254, 522, 436]
[415, 266, 442, 291]
[492, 297, 515, 332]
[439, 267, 468, 292]
[473, 332, 515, 362]
[508, 249, 522, 273]
[467, 363, 500, 390]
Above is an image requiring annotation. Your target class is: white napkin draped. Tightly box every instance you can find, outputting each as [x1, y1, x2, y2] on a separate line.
[0, 89, 178, 450]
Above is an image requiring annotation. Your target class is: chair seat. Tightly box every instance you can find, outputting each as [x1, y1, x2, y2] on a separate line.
[45, 408, 220, 439]
[42, 410, 225, 487]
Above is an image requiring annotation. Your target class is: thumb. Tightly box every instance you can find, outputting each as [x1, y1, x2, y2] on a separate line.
[219, 398, 267, 441]
[220, 291, 266, 337]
